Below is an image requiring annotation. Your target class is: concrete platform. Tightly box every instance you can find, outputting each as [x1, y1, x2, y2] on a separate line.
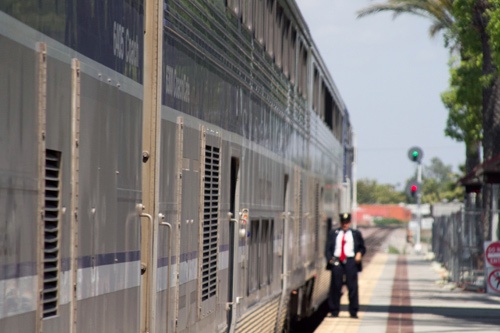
[315, 236, 500, 333]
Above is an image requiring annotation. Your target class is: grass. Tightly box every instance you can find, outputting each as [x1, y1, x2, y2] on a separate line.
[373, 218, 406, 227]
[388, 245, 400, 254]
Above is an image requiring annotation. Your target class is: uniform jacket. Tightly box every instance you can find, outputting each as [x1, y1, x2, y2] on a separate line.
[325, 228, 366, 271]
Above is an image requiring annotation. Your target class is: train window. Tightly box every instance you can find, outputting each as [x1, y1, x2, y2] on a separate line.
[336, 107, 342, 140]
[313, 67, 319, 113]
[43, 149, 61, 318]
[260, 219, 270, 287]
[201, 144, 220, 302]
[297, 42, 303, 94]
[319, 81, 325, 121]
[333, 104, 340, 140]
[248, 218, 274, 293]
[260, 219, 274, 286]
[254, 0, 264, 45]
[242, 0, 254, 31]
[269, 220, 274, 284]
[248, 219, 260, 294]
[227, 0, 240, 17]
[289, 27, 297, 85]
[324, 89, 333, 131]
[265, 0, 275, 58]
[297, 41, 308, 96]
[274, 3, 283, 69]
[281, 17, 290, 77]
[298, 45, 308, 98]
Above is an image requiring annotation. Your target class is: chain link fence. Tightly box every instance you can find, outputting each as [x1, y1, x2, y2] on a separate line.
[432, 206, 485, 291]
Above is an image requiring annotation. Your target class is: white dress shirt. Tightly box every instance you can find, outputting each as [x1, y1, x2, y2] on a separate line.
[334, 229, 355, 258]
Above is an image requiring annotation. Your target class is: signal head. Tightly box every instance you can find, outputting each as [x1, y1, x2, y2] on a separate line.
[408, 146, 423, 163]
[407, 181, 421, 200]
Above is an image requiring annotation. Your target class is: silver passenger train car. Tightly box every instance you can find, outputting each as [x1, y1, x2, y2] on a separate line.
[0, 0, 354, 332]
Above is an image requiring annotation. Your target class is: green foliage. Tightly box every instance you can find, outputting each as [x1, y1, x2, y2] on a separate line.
[373, 218, 406, 227]
[357, 0, 456, 40]
[405, 157, 464, 204]
[486, 1, 500, 69]
[453, 0, 500, 161]
[357, 179, 406, 204]
[357, 0, 488, 173]
[441, 56, 483, 145]
[357, 157, 463, 205]
[388, 245, 402, 254]
[453, 0, 483, 54]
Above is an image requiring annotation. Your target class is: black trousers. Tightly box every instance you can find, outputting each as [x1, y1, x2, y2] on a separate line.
[328, 257, 359, 315]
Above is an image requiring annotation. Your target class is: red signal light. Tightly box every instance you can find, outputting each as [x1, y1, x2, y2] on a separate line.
[408, 182, 420, 199]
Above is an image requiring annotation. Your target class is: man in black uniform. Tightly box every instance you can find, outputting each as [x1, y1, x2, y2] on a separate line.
[324, 213, 366, 318]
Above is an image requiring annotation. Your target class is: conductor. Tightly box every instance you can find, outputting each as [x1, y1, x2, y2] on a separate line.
[325, 213, 366, 318]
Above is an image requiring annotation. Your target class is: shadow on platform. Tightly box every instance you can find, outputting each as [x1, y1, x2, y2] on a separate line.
[359, 303, 500, 326]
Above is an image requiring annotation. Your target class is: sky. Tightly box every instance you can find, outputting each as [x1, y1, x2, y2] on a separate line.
[295, 0, 465, 188]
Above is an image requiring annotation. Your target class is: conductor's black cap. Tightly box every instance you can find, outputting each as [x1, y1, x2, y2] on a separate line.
[339, 213, 351, 223]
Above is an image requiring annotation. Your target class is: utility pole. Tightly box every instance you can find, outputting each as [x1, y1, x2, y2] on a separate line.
[416, 161, 422, 252]
[407, 147, 423, 252]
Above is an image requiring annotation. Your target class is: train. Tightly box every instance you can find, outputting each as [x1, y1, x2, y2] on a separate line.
[0, 0, 354, 332]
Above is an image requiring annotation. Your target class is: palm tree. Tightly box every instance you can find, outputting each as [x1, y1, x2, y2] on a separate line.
[468, 0, 500, 162]
[357, 0, 456, 45]
[357, 0, 485, 175]
[358, 0, 500, 241]
[461, 0, 500, 241]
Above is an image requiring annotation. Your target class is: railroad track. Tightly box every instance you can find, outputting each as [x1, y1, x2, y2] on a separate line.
[361, 226, 396, 265]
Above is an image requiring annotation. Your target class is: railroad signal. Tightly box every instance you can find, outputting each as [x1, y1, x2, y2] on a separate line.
[410, 184, 418, 197]
[407, 146, 423, 163]
[407, 181, 420, 199]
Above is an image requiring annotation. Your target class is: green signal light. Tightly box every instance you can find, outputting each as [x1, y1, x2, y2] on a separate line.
[408, 146, 423, 163]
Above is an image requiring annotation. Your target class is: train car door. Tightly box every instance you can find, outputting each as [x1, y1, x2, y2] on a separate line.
[276, 174, 290, 332]
[227, 156, 240, 333]
[175, 124, 202, 331]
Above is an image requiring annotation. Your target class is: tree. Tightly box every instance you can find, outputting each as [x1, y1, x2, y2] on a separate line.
[358, 1, 500, 241]
[357, 157, 463, 205]
[403, 157, 463, 204]
[453, 0, 500, 163]
[357, 0, 483, 177]
[441, 55, 483, 172]
[422, 157, 464, 203]
[357, 0, 456, 40]
[357, 179, 406, 204]
[453, 0, 500, 239]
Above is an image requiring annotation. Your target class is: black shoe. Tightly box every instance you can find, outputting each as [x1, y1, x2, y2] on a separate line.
[350, 313, 358, 319]
[328, 312, 339, 318]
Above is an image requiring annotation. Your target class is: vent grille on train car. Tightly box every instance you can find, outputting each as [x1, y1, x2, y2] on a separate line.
[43, 149, 61, 318]
[201, 145, 220, 301]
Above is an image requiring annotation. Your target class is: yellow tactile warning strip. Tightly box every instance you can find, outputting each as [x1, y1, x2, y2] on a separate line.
[314, 252, 389, 333]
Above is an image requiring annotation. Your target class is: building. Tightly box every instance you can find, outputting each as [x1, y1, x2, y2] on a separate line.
[355, 204, 411, 226]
